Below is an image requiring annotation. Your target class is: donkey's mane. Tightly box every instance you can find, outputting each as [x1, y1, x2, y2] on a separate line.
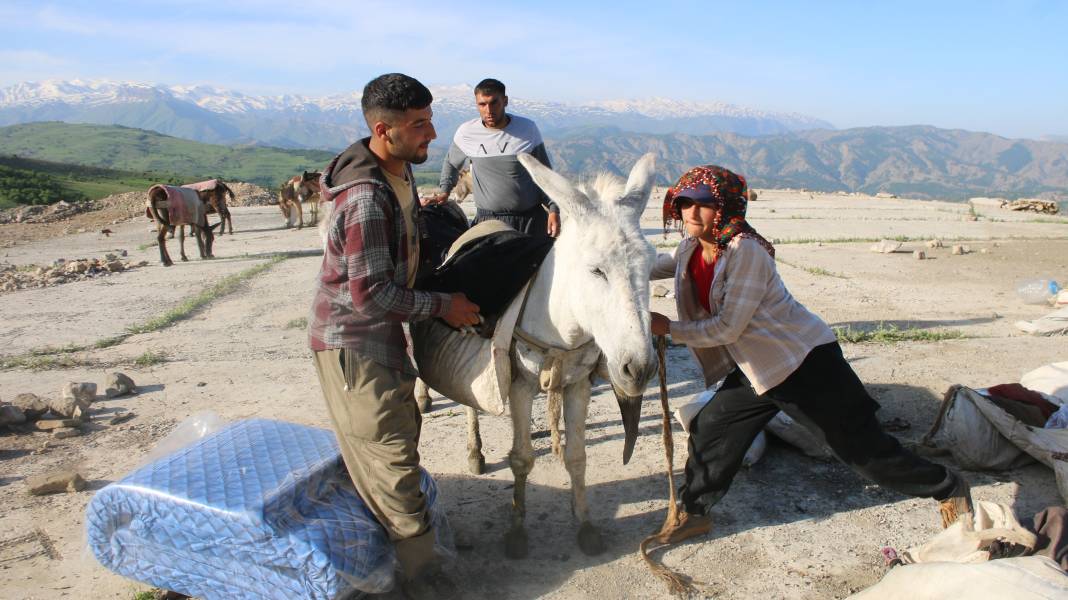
[578, 172, 626, 205]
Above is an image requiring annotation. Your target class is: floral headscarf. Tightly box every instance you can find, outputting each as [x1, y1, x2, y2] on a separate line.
[662, 165, 774, 257]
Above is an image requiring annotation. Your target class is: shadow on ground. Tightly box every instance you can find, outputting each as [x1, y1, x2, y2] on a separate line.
[401, 376, 1064, 600]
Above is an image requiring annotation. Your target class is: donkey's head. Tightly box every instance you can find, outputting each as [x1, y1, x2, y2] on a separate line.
[302, 171, 322, 194]
[518, 153, 658, 395]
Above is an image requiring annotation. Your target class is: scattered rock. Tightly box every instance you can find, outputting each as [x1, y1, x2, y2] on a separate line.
[0, 255, 145, 294]
[951, 245, 965, 255]
[980, 248, 990, 254]
[105, 372, 137, 398]
[197, 381, 207, 387]
[651, 284, 669, 298]
[13, 392, 50, 419]
[1005, 199, 1059, 214]
[35, 418, 82, 431]
[913, 250, 926, 260]
[52, 382, 96, 417]
[1, 404, 27, 427]
[25, 469, 87, 495]
[926, 239, 944, 249]
[52, 427, 83, 439]
[870, 239, 903, 254]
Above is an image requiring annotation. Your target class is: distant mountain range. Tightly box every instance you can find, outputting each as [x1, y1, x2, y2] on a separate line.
[2, 121, 1066, 201]
[544, 126, 1068, 200]
[0, 80, 1065, 201]
[0, 79, 833, 150]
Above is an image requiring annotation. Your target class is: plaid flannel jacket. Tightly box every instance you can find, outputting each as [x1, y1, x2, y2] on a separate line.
[308, 143, 452, 373]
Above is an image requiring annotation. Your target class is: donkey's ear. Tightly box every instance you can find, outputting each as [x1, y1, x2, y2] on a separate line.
[517, 153, 589, 217]
[616, 153, 657, 224]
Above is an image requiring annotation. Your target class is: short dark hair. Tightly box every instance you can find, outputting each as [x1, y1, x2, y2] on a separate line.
[474, 78, 506, 97]
[361, 73, 433, 129]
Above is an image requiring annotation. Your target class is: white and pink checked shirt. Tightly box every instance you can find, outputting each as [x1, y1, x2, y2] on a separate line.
[652, 236, 836, 394]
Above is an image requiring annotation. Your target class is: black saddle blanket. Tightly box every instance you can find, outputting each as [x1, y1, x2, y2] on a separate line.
[417, 206, 553, 332]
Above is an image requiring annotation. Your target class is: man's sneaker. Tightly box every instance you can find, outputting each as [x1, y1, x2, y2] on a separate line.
[659, 509, 713, 544]
[400, 565, 460, 600]
[939, 476, 973, 529]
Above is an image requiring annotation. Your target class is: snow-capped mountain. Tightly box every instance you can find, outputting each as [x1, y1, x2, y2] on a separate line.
[0, 79, 835, 150]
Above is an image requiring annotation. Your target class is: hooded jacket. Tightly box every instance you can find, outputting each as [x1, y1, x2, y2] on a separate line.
[308, 138, 452, 373]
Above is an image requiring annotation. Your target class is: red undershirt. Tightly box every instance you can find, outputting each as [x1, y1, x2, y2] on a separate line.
[687, 248, 717, 313]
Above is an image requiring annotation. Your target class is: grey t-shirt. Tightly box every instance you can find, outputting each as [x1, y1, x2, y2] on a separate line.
[439, 114, 557, 215]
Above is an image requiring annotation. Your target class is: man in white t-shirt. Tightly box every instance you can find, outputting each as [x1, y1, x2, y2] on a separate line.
[425, 78, 560, 238]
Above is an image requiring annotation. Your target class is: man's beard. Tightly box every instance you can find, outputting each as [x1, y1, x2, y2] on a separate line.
[394, 142, 428, 164]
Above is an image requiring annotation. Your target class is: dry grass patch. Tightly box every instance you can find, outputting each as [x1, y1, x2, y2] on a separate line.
[834, 323, 967, 343]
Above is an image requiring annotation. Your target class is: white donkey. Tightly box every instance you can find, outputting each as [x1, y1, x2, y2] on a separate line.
[414, 153, 659, 558]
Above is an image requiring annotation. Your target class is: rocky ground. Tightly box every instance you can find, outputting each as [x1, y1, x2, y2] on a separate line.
[0, 186, 1066, 599]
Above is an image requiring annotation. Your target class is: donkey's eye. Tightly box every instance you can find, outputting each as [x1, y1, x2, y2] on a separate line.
[591, 267, 607, 280]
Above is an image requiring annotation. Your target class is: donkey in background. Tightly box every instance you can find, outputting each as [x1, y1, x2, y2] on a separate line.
[168, 179, 235, 237]
[196, 179, 235, 235]
[279, 171, 322, 229]
[146, 184, 220, 266]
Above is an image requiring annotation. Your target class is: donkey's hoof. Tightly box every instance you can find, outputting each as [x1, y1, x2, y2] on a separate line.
[504, 526, 529, 559]
[181, 256, 189, 262]
[577, 521, 606, 556]
[467, 454, 486, 475]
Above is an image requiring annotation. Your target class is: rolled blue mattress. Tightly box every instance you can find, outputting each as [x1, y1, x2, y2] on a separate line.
[86, 418, 447, 599]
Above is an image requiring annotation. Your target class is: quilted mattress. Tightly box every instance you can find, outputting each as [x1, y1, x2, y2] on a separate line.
[86, 418, 448, 599]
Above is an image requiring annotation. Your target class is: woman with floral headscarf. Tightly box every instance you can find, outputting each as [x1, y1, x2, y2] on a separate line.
[649, 165, 972, 543]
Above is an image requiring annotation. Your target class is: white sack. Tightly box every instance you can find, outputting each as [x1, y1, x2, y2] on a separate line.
[849, 556, 1068, 599]
[1021, 361, 1068, 405]
[926, 386, 1032, 471]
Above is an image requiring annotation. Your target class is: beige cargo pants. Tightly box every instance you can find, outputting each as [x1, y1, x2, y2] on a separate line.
[313, 348, 438, 577]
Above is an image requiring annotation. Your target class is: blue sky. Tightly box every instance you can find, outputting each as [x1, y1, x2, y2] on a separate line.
[1, 0, 1065, 139]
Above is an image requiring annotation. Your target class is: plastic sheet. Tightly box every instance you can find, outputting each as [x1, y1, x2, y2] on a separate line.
[86, 418, 453, 599]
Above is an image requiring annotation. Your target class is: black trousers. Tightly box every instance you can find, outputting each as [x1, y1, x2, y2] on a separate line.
[682, 341, 958, 515]
[473, 205, 549, 238]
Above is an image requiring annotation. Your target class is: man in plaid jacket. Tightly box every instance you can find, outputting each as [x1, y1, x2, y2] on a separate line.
[309, 73, 480, 600]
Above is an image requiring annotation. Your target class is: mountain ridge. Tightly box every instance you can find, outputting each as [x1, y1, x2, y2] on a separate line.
[2, 121, 1065, 202]
[0, 79, 834, 150]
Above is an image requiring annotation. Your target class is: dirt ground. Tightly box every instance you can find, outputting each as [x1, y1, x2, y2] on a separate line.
[0, 189, 1066, 600]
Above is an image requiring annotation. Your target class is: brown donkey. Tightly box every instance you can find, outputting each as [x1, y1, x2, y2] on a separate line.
[183, 179, 235, 235]
[146, 184, 219, 266]
[279, 171, 322, 229]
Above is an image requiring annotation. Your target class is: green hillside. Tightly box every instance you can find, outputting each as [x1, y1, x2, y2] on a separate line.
[0, 154, 189, 207]
[0, 162, 86, 208]
[0, 122, 335, 189]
